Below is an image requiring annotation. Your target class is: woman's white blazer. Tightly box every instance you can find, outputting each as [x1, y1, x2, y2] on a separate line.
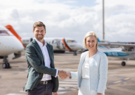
[71, 51, 108, 93]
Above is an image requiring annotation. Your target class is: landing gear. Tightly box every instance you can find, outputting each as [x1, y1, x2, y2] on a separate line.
[121, 61, 126, 66]
[2, 57, 11, 69]
[2, 63, 11, 68]
[73, 51, 77, 56]
[121, 58, 129, 66]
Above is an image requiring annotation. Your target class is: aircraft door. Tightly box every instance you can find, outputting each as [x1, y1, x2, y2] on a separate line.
[52, 39, 65, 50]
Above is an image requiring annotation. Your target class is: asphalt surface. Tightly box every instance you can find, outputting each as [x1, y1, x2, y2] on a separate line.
[0, 52, 135, 95]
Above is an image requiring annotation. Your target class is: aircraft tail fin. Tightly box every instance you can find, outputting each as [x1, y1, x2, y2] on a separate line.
[97, 38, 101, 42]
[97, 38, 106, 48]
[5, 25, 25, 48]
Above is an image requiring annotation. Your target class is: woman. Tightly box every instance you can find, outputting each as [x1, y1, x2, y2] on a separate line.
[67, 31, 108, 95]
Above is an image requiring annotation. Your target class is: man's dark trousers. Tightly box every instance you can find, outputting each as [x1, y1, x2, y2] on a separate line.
[27, 82, 53, 95]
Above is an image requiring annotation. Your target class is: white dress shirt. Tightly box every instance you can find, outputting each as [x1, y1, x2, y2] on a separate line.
[35, 38, 58, 81]
[82, 54, 89, 79]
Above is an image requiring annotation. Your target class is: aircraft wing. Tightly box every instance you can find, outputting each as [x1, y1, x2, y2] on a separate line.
[98, 43, 135, 48]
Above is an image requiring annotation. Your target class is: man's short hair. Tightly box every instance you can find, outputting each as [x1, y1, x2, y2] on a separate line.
[33, 21, 46, 31]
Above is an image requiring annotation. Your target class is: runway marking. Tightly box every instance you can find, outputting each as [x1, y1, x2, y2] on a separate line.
[107, 77, 130, 86]
[124, 78, 129, 80]
[6, 93, 24, 95]
[65, 87, 70, 89]
[109, 86, 135, 94]
[57, 79, 78, 94]
[114, 81, 121, 83]
[13, 73, 18, 75]
[59, 84, 77, 87]
[116, 71, 135, 74]
[19, 90, 24, 92]
[58, 92, 66, 94]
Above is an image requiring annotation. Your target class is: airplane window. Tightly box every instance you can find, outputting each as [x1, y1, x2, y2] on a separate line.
[0, 30, 10, 36]
[23, 40, 26, 42]
[67, 40, 77, 43]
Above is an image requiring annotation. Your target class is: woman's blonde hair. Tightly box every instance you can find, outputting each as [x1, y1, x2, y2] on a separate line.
[83, 31, 98, 49]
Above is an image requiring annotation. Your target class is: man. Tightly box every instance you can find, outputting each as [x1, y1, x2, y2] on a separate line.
[24, 21, 67, 95]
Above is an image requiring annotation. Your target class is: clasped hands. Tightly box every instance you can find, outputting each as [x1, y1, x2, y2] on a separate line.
[58, 70, 71, 79]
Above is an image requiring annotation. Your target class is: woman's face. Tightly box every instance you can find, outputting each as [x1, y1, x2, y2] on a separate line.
[86, 36, 97, 50]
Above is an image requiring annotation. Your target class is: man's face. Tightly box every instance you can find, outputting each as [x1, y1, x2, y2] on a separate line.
[33, 26, 46, 41]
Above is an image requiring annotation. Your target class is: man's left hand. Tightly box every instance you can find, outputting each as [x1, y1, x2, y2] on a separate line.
[53, 92, 58, 95]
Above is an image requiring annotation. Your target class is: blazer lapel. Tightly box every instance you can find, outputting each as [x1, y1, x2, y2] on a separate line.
[46, 43, 54, 68]
[32, 39, 44, 61]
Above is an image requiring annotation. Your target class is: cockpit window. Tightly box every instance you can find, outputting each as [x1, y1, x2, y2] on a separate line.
[67, 40, 77, 43]
[0, 30, 10, 36]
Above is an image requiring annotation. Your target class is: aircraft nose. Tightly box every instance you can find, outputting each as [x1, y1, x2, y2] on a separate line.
[70, 43, 84, 51]
[12, 37, 24, 52]
[14, 43, 24, 52]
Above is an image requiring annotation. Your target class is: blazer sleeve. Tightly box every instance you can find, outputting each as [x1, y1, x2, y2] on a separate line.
[97, 53, 108, 93]
[26, 45, 57, 77]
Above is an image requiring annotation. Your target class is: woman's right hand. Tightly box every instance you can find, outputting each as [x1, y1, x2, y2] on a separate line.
[66, 72, 71, 78]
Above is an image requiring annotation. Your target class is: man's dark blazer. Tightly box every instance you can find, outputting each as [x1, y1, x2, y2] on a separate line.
[24, 39, 59, 92]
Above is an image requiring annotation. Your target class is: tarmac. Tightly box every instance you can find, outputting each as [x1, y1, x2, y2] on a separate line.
[0, 52, 135, 95]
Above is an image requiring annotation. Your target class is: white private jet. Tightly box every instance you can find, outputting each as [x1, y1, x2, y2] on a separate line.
[22, 37, 83, 55]
[0, 25, 24, 69]
[98, 38, 135, 66]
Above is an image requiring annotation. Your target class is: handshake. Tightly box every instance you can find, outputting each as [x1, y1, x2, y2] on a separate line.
[58, 70, 71, 79]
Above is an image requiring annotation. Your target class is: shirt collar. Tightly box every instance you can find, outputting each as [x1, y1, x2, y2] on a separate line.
[34, 38, 47, 47]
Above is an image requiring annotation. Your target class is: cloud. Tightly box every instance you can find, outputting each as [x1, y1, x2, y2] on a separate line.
[0, 0, 135, 44]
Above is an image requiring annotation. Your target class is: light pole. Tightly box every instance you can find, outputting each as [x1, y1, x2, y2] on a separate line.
[102, 0, 105, 40]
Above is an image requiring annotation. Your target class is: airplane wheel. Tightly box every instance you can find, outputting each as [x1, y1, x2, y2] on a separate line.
[2, 63, 7, 68]
[73, 52, 77, 56]
[7, 63, 11, 68]
[2, 63, 11, 69]
[121, 61, 126, 66]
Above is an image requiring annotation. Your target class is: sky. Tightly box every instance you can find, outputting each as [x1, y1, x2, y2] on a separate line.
[0, 0, 135, 44]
